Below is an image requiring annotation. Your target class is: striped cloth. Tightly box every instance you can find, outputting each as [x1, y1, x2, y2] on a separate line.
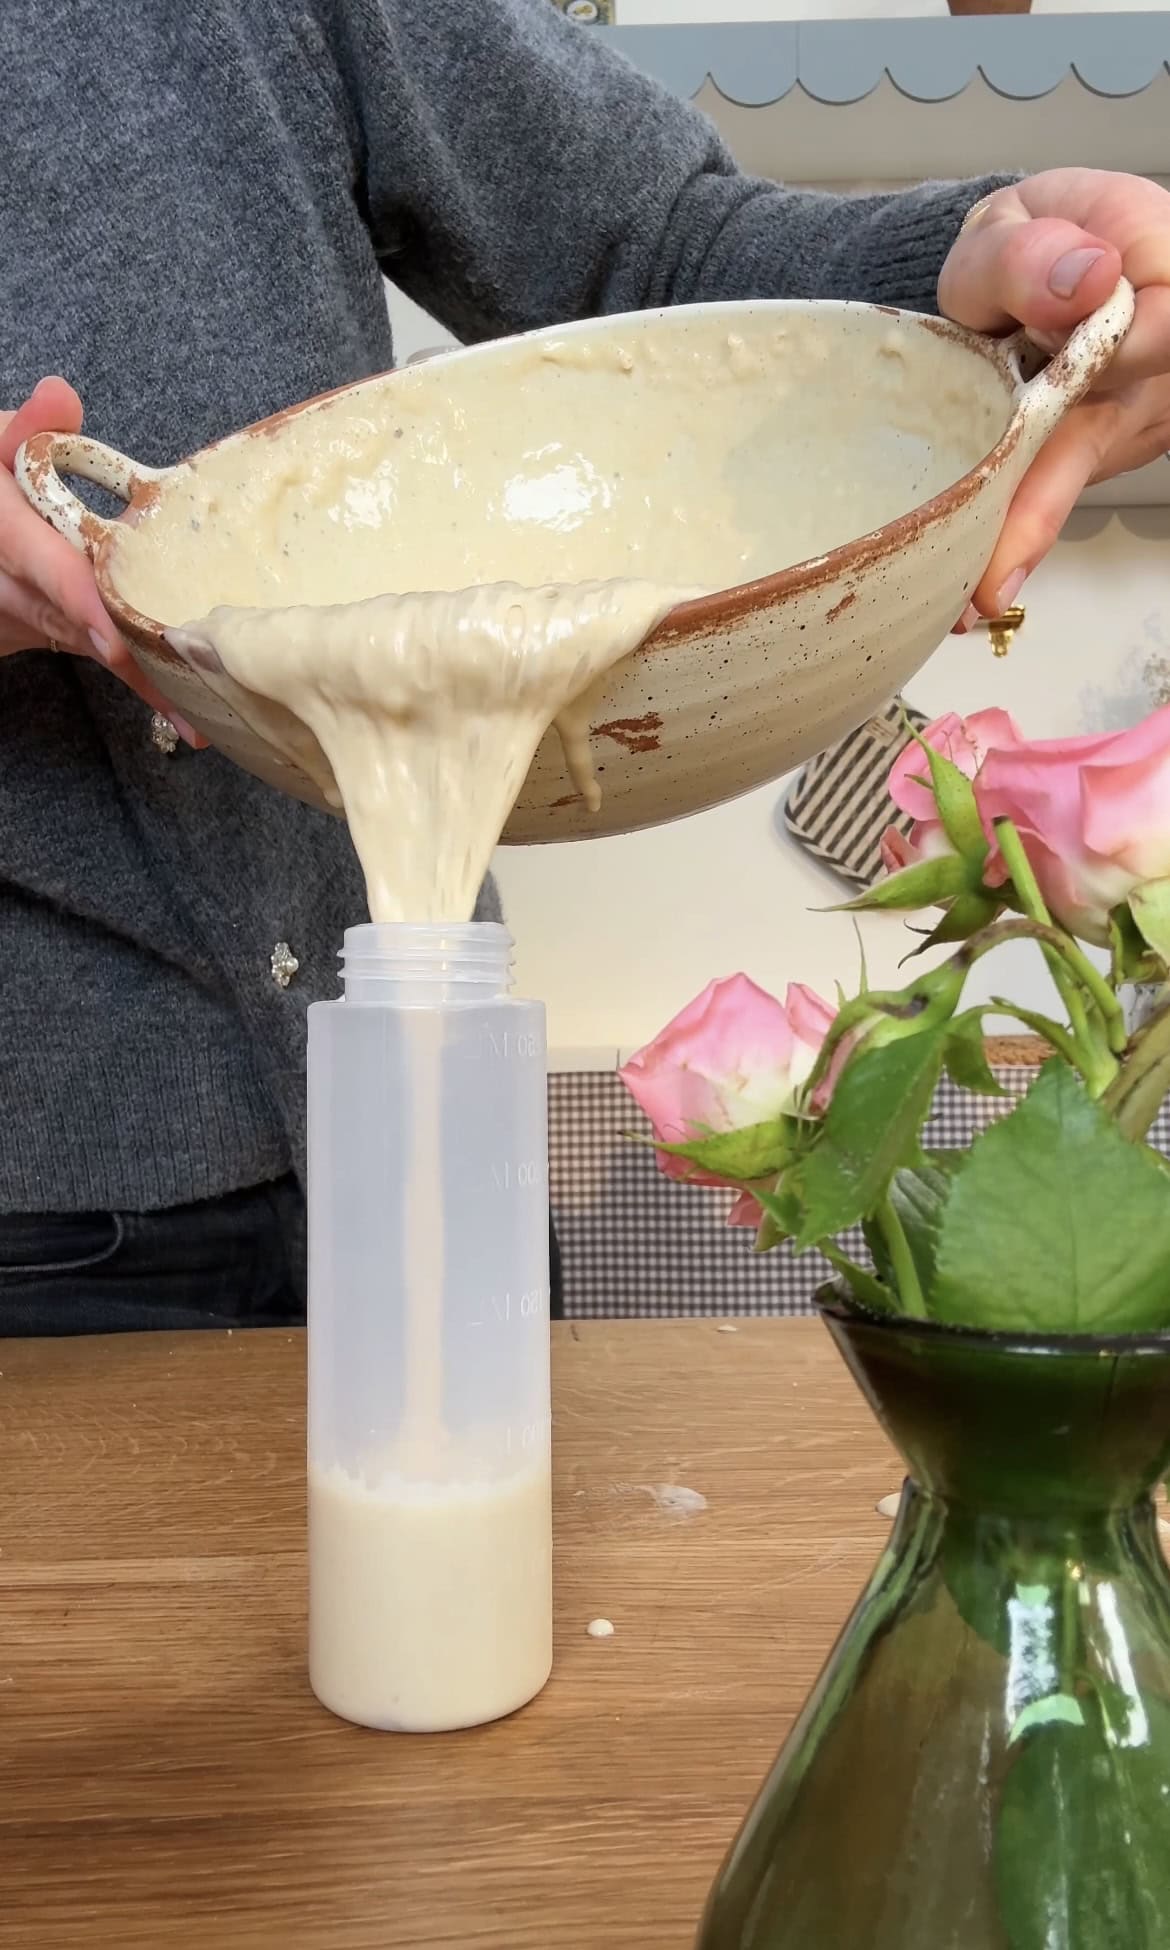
[783, 697, 930, 889]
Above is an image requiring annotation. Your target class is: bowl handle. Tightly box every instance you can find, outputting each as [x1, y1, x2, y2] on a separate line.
[14, 431, 172, 557]
[1007, 277, 1136, 463]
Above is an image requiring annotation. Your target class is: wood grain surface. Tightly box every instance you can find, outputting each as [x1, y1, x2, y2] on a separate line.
[0, 1321, 901, 1949]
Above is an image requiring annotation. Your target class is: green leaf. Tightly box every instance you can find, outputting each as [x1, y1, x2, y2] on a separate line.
[898, 893, 1002, 964]
[1110, 902, 1153, 986]
[650, 1117, 790, 1185]
[752, 1206, 784, 1253]
[756, 1178, 898, 1310]
[787, 1030, 946, 1249]
[1129, 880, 1170, 966]
[911, 734, 988, 864]
[863, 1157, 957, 1298]
[944, 1011, 1007, 1097]
[753, 1182, 802, 1242]
[932, 1062, 1170, 1333]
[995, 1704, 1170, 1949]
[840, 852, 969, 915]
[818, 1243, 897, 1314]
[913, 886, 1003, 949]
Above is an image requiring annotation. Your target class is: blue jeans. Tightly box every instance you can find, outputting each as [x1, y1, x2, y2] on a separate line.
[0, 1176, 565, 1335]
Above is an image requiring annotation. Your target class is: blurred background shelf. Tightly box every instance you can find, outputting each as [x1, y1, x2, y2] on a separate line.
[603, 12, 1169, 166]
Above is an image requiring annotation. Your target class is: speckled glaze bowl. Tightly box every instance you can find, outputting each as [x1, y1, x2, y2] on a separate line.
[17, 286, 1132, 844]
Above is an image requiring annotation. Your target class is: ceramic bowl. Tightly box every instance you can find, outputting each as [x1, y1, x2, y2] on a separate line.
[16, 286, 1132, 844]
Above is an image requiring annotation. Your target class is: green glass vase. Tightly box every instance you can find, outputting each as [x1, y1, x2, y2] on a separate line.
[697, 1301, 1170, 1950]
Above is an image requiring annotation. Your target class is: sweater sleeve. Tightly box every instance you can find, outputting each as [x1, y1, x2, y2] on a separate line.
[319, 0, 1014, 340]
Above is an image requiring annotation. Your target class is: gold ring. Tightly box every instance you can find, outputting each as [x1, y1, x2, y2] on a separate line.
[47, 636, 61, 654]
[960, 194, 997, 236]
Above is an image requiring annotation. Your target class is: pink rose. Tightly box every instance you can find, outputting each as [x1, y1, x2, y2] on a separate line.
[972, 704, 1170, 942]
[880, 702, 1170, 945]
[880, 819, 958, 877]
[882, 709, 1026, 872]
[620, 975, 836, 1225]
[887, 709, 1024, 821]
[727, 1189, 770, 1228]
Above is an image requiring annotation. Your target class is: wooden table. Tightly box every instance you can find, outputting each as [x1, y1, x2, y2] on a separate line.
[1, 1320, 899, 1949]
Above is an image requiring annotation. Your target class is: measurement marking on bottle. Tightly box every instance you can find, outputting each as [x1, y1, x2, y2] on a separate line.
[468, 1287, 549, 1327]
[505, 1421, 542, 1455]
[485, 1030, 541, 1060]
[490, 1159, 545, 1190]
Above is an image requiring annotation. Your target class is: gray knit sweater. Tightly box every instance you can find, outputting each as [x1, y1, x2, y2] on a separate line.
[1, 0, 1008, 1213]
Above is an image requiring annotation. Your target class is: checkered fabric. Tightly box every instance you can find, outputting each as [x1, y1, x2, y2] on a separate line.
[549, 1069, 1170, 1319]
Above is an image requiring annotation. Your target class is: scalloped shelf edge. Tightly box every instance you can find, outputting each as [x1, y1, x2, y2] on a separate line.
[604, 18, 1170, 110]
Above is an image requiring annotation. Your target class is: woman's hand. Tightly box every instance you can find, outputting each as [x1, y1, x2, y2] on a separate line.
[0, 377, 201, 739]
[938, 169, 1170, 619]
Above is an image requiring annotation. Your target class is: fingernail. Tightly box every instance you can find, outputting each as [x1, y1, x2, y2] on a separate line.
[953, 603, 980, 636]
[88, 628, 114, 664]
[994, 568, 1027, 611]
[171, 715, 204, 749]
[1048, 248, 1106, 301]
